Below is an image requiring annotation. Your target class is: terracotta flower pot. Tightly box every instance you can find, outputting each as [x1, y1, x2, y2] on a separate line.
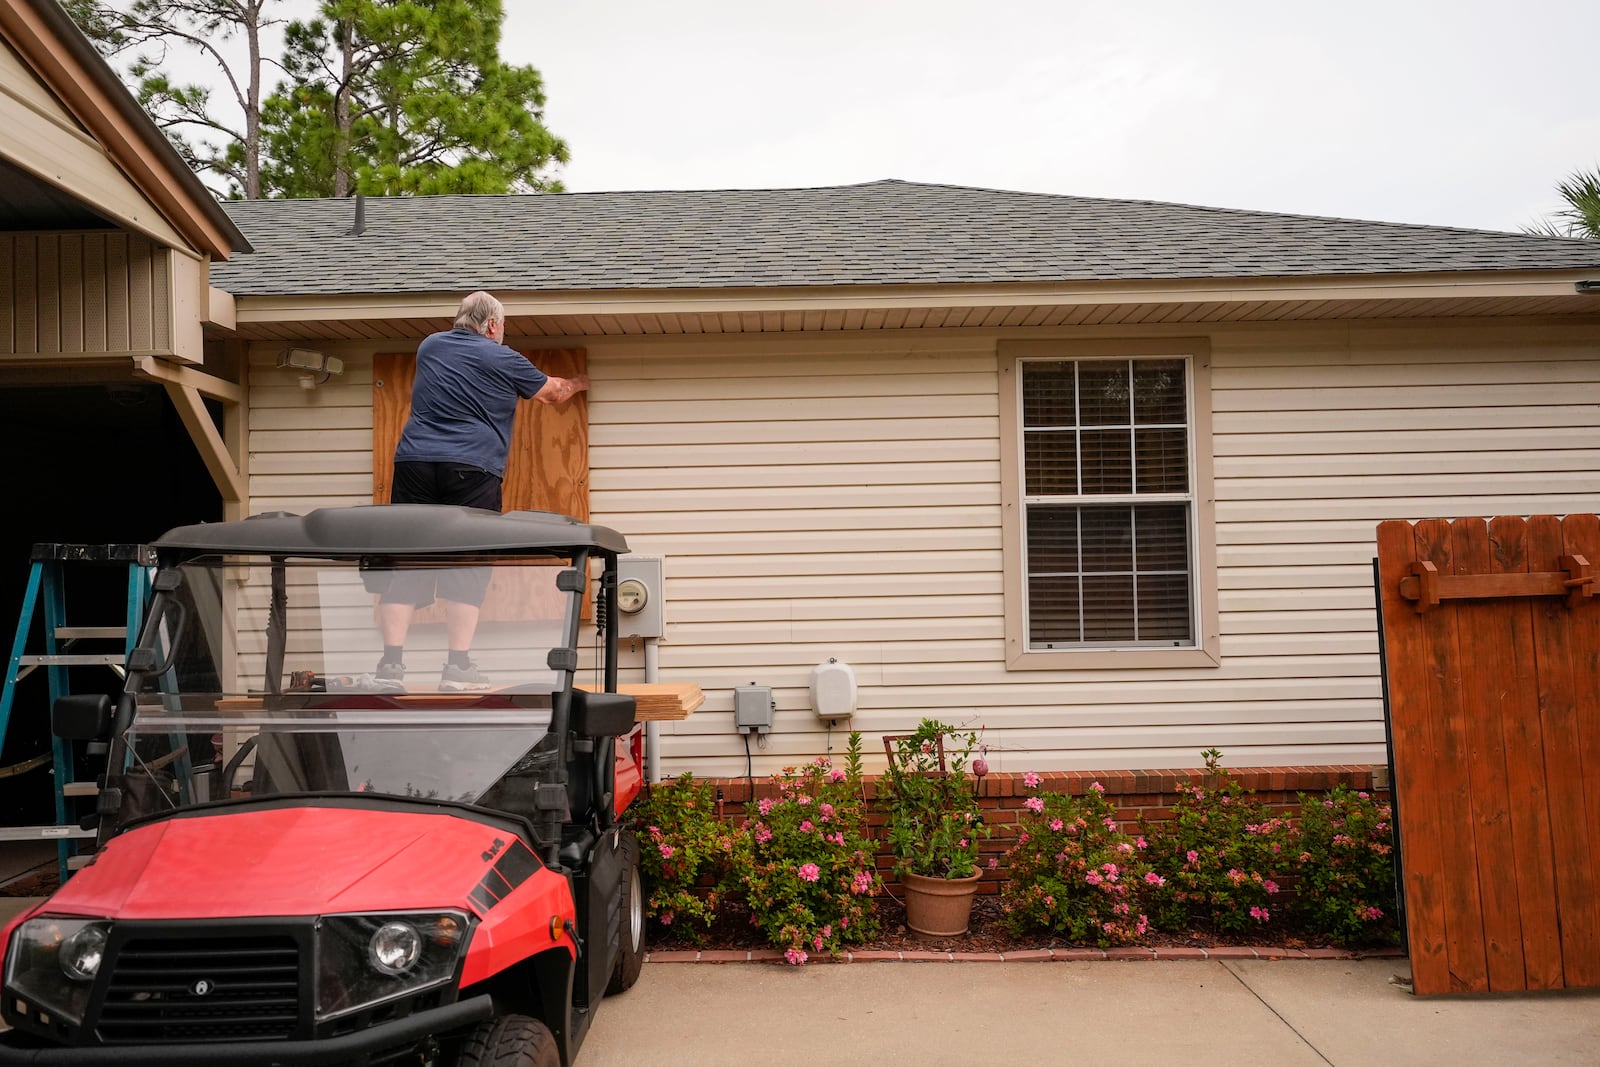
[901, 870, 982, 937]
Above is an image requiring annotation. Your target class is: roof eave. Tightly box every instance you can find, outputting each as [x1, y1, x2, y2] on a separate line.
[1, 0, 252, 258]
[225, 268, 1600, 324]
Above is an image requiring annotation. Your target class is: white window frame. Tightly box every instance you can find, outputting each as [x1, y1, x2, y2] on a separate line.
[998, 339, 1220, 670]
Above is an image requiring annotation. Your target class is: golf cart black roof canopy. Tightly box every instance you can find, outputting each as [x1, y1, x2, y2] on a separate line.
[153, 505, 629, 559]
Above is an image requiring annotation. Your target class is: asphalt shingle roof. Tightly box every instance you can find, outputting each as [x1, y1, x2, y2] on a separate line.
[212, 179, 1600, 297]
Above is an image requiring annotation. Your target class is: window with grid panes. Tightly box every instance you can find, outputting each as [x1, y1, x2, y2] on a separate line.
[1020, 357, 1195, 648]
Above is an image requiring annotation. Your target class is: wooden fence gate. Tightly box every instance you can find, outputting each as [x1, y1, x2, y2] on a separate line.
[1376, 516, 1600, 996]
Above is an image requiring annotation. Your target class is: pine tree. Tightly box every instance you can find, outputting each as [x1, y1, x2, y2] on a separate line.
[260, 0, 568, 198]
[68, 0, 288, 199]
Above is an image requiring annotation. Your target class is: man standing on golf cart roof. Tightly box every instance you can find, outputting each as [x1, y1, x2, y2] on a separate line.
[374, 290, 589, 691]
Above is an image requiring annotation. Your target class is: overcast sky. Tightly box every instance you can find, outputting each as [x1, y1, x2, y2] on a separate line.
[499, 0, 1597, 234]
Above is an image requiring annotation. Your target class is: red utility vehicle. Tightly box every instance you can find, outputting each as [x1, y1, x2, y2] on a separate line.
[0, 505, 647, 1066]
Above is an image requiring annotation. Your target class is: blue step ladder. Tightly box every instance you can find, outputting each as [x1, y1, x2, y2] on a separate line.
[0, 544, 154, 883]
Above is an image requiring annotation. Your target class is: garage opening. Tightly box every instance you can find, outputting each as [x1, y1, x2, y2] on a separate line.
[0, 383, 222, 827]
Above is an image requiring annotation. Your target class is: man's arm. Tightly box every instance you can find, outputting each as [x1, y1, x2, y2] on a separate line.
[534, 373, 589, 405]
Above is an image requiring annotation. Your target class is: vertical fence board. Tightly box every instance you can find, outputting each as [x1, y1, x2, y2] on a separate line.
[1558, 513, 1600, 989]
[1377, 519, 1451, 995]
[1487, 515, 1564, 990]
[1528, 515, 1598, 986]
[1413, 518, 1490, 993]
[1449, 517, 1526, 990]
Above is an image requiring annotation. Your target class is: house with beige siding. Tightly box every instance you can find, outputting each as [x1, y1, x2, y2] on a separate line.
[3, 0, 1600, 795]
[199, 188, 1600, 782]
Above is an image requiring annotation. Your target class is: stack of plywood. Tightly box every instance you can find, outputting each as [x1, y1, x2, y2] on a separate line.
[584, 682, 704, 722]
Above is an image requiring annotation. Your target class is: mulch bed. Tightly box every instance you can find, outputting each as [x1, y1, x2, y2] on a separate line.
[646, 892, 1386, 957]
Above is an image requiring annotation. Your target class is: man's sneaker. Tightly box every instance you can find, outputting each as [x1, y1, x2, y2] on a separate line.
[439, 660, 491, 691]
[376, 661, 407, 685]
[329, 672, 405, 694]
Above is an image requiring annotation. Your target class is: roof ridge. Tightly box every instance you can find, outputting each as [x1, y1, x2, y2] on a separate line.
[221, 179, 917, 207]
[212, 181, 1600, 244]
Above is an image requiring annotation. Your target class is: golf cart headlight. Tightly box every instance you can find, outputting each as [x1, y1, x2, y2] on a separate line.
[368, 922, 421, 976]
[4, 918, 109, 1026]
[317, 912, 470, 1021]
[59, 924, 108, 981]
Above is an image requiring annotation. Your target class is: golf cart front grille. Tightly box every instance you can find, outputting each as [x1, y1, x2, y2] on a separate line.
[96, 933, 302, 1043]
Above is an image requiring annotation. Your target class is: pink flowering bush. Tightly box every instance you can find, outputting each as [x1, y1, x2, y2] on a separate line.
[1141, 750, 1291, 936]
[1291, 784, 1399, 946]
[1001, 778, 1153, 945]
[735, 733, 881, 964]
[878, 719, 991, 879]
[632, 772, 742, 942]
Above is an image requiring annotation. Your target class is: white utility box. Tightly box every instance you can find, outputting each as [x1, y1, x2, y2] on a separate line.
[809, 658, 857, 721]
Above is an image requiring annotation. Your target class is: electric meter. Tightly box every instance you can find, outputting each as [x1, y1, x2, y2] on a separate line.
[614, 556, 664, 639]
[617, 577, 648, 615]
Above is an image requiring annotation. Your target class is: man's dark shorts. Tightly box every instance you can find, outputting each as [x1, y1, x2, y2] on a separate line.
[379, 461, 501, 607]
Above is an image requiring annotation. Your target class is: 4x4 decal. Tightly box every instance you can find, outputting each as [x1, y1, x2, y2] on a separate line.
[468, 838, 539, 912]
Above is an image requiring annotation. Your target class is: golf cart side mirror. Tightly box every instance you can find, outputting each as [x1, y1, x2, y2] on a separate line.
[570, 689, 637, 739]
[53, 693, 113, 742]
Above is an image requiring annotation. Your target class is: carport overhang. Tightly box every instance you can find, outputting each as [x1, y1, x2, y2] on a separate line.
[0, 0, 248, 260]
[0, 0, 252, 513]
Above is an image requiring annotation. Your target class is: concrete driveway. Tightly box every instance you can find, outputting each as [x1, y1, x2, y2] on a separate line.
[2, 888, 1594, 1065]
[580, 958, 1600, 1066]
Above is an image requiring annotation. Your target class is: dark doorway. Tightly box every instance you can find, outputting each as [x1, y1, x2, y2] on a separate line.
[0, 383, 222, 825]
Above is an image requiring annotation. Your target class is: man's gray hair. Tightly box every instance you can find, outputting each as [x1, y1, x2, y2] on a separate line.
[454, 291, 505, 334]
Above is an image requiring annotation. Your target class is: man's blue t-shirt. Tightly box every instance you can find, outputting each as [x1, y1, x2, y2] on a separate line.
[394, 328, 548, 476]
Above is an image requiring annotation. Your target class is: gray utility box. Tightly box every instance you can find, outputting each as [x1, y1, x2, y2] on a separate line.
[615, 555, 664, 639]
[734, 684, 774, 735]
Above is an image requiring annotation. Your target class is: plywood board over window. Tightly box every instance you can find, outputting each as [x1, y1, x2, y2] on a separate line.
[372, 347, 589, 620]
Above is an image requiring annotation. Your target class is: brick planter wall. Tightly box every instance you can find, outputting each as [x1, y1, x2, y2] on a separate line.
[673, 765, 1390, 896]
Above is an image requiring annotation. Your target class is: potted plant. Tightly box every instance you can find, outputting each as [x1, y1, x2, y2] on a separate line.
[878, 719, 991, 936]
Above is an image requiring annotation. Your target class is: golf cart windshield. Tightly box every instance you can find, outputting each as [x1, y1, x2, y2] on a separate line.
[116, 554, 581, 816]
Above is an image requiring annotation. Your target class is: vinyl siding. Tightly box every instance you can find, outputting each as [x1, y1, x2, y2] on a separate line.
[242, 321, 1600, 776]
[0, 232, 181, 357]
[246, 345, 375, 512]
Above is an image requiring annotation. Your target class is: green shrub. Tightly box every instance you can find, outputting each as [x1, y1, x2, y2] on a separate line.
[1292, 784, 1400, 946]
[632, 772, 740, 942]
[1142, 749, 1291, 936]
[735, 735, 881, 964]
[1001, 777, 1153, 945]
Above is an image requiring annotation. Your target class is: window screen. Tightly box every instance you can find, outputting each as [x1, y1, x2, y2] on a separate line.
[1021, 358, 1195, 648]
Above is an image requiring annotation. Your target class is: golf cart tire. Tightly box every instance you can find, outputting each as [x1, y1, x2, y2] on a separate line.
[607, 829, 646, 995]
[453, 1013, 559, 1067]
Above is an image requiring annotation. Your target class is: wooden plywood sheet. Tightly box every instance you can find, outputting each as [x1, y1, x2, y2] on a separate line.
[584, 682, 705, 722]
